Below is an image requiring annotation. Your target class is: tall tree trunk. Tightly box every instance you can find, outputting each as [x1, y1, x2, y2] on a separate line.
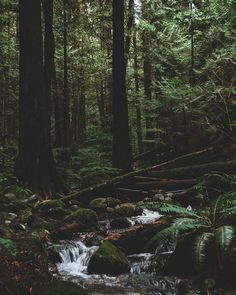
[142, 1, 152, 141]
[133, 31, 143, 153]
[62, 0, 70, 147]
[16, 0, 64, 195]
[78, 0, 86, 146]
[100, 0, 112, 131]
[112, 0, 132, 171]
[125, 0, 134, 69]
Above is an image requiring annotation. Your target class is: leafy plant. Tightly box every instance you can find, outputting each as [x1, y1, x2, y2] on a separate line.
[0, 238, 17, 256]
[148, 192, 236, 271]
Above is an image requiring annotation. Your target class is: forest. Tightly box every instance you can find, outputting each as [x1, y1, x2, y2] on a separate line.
[0, 0, 236, 294]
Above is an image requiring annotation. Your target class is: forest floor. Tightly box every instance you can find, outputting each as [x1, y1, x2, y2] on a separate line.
[1, 144, 236, 294]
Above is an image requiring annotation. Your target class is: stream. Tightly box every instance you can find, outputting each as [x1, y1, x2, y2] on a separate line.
[51, 209, 201, 295]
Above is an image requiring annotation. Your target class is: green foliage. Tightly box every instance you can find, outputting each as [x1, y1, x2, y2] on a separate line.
[148, 192, 236, 270]
[0, 237, 17, 256]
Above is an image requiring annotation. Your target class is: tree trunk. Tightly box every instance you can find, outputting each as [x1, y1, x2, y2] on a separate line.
[112, 0, 132, 171]
[142, 1, 153, 141]
[133, 31, 143, 153]
[16, 0, 64, 195]
[62, 0, 70, 147]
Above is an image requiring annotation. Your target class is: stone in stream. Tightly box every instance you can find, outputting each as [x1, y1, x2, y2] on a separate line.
[110, 217, 132, 229]
[114, 203, 143, 217]
[87, 240, 130, 275]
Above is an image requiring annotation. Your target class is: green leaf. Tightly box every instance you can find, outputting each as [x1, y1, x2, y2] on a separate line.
[215, 226, 235, 251]
[194, 232, 214, 268]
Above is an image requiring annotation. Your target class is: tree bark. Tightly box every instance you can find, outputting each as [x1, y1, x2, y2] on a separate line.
[16, 0, 64, 195]
[112, 0, 132, 171]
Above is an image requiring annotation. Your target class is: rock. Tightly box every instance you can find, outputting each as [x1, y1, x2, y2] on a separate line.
[51, 223, 80, 240]
[152, 194, 165, 202]
[106, 207, 114, 213]
[47, 207, 69, 219]
[89, 198, 107, 212]
[114, 203, 142, 217]
[87, 241, 130, 275]
[48, 249, 62, 263]
[37, 199, 66, 214]
[32, 281, 88, 295]
[110, 218, 132, 229]
[65, 208, 98, 231]
[106, 197, 121, 208]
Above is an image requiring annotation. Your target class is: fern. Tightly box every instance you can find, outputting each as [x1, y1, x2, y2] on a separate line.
[194, 232, 214, 268]
[215, 226, 235, 251]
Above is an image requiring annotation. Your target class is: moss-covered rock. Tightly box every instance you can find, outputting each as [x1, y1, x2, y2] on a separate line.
[32, 281, 88, 295]
[37, 199, 66, 214]
[114, 203, 142, 217]
[87, 240, 130, 275]
[65, 208, 98, 231]
[89, 198, 107, 212]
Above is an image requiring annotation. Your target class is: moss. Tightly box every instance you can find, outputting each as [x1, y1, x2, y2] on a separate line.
[32, 281, 88, 295]
[89, 198, 107, 212]
[38, 200, 66, 213]
[149, 160, 236, 179]
[114, 203, 142, 217]
[65, 208, 98, 231]
[87, 241, 130, 275]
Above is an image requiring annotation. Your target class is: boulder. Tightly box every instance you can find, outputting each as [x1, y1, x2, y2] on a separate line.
[89, 198, 107, 212]
[37, 199, 66, 214]
[51, 223, 80, 240]
[65, 208, 98, 231]
[114, 203, 142, 217]
[110, 218, 132, 229]
[87, 240, 130, 275]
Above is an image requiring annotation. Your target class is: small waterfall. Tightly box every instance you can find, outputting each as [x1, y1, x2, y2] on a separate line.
[129, 253, 153, 274]
[56, 241, 98, 278]
[129, 209, 162, 225]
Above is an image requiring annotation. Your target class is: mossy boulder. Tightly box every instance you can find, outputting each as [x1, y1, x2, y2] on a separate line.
[65, 208, 98, 231]
[32, 281, 88, 295]
[89, 198, 107, 212]
[37, 199, 66, 214]
[114, 203, 142, 217]
[87, 241, 130, 275]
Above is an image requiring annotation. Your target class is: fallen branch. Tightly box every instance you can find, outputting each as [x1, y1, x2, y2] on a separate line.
[62, 147, 214, 203]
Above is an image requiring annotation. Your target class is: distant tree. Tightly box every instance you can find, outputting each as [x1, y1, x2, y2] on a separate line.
[112, 0, 132, 171]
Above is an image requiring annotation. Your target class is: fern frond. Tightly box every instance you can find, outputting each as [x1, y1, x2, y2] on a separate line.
[158, 203, 199, 218]
[215, 226, 235, 251]
[193, 232, 214, 269]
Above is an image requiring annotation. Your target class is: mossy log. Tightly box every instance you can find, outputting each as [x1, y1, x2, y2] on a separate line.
[62, 147, 229, 204]
[147, 160, 236, 179]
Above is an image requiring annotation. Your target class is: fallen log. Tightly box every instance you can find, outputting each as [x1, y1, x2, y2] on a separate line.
[62, 147, 216, 203]
[133, 176, 163, 182]
[133, 178, 197, 190]
[148, 160, 236, 179]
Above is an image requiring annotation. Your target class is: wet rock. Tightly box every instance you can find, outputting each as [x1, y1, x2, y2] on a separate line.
[65, 208, 98, 231]
[114, 203, 142, 217]
[51, 223, 80, 240]
[48, 248, 62, 263]
[110, 217, 132, 229]
[88, 240, 130, 275]
[32, 281, 88, 295]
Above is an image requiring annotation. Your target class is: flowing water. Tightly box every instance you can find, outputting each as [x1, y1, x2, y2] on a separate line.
[53, 210, 201, 294]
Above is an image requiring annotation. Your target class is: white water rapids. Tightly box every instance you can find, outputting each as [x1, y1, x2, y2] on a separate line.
[56, 209, 161, 279]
